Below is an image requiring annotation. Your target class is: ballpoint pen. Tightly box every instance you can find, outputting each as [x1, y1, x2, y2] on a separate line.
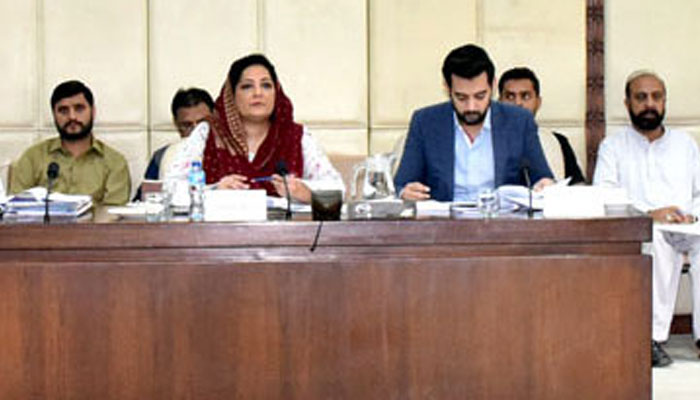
[251, 176, 273, 183]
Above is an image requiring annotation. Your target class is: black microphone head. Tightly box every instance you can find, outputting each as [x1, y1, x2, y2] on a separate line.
[519, 159, 531, 170]
[275, 160, 288, 176]
[47, 162, 60, 180]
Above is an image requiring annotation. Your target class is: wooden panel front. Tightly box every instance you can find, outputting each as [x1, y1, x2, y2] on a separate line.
[0, 216, 651, 252]
[0, 255, 650, 400]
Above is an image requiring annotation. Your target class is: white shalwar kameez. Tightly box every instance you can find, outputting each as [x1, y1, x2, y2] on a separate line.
[594, 125, 700, 342]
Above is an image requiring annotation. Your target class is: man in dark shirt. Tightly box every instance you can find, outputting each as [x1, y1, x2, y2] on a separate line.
[135, 88, 213, 200]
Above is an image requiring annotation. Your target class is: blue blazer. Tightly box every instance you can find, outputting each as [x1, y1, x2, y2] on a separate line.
[394, 101, 553, 201]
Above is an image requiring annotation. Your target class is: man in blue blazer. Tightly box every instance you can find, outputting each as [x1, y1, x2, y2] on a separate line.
[394, 44, 553, 201]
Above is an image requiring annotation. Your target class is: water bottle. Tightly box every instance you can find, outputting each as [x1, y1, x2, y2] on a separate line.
[188, 160, 205, 222]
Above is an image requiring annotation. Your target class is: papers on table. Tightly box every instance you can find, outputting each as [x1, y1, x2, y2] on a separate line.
[107, 203, 147, 218]
[4, 187, 93, 217]
[497, 185, 545, 210]
[413, 181, 631, 219]
[415, 199, 518, 218]
[266, 196, 311, 213]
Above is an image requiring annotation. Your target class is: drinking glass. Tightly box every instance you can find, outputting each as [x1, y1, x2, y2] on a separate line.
[477, 188, 500, 218]
[144, 192, 165, 222]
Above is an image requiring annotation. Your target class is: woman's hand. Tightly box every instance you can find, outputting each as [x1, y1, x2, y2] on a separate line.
[271, 174, 312, 203]
[217, 174, 250, 190]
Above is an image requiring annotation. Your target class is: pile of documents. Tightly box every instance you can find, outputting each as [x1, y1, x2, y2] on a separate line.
[3, 187, 92, 218]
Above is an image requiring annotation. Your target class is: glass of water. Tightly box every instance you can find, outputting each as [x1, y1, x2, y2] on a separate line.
[144, 192, 165, 222]
[477, 188, 500, 218]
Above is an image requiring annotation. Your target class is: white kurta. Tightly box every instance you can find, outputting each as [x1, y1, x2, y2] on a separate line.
[593, 125, 700, 341]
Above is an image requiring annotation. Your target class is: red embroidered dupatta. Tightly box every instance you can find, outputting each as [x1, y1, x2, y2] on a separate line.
[203, 78, 303, 196]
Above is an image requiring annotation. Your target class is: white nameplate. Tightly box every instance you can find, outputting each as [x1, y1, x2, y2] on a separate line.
[543, 186, 605, 218]
[204, 189, 267, 222]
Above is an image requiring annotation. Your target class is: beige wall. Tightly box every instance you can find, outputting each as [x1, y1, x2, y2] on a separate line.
[7, 1, 693, 193]
[607, 0, 700, 136]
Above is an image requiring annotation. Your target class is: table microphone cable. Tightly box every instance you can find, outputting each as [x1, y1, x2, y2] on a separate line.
[309, 220, 323, 252]
[44, 162, 60, 224]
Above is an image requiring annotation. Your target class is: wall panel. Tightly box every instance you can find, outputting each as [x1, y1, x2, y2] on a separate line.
[264, 0, 367, 128]
[369, 0, 478, 128]
[43, 1, 147, 127]
[149, 0, 258, 129]
[606, 0, 700, 124]
[0, 133, 40, 191]
[0, 1, 37, 126]
[369, 128, 405, 156]
[310, 128, 368, 156]
[483, 1, 585, 124]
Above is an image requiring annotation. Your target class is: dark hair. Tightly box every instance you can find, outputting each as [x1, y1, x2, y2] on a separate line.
[498, 67, 540, 96]
[442, 44, 495, 88]
[170, 87, 215, 118]
[50, 80, 94, 109]
[227, 54, 278, 90]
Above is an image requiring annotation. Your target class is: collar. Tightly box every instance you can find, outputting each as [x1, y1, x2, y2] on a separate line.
[48, 136, 104, 156]
[629, 125, 666, 145]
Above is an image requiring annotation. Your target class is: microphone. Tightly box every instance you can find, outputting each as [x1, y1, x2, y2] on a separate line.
[275, 160, 292, 220]
[520, 159, 534, 218]
[44, 162, 60, 224]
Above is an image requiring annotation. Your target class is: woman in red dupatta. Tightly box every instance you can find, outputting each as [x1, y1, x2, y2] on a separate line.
[203, 54, 310, 202]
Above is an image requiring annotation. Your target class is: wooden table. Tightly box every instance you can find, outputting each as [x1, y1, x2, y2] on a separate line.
[0, 214, 652, 399]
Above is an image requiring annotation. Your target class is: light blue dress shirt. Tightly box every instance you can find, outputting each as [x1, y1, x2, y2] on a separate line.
[453, 109, 495, 201]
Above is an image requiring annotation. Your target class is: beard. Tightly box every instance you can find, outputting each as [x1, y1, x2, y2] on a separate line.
[56, 119, 93, 142]
[453, 101, 490, 126]
[628, 107, 664, 132]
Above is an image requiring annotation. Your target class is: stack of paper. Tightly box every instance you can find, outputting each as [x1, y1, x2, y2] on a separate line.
[4, 187, 92, 218]
[497, 185, 545, 210]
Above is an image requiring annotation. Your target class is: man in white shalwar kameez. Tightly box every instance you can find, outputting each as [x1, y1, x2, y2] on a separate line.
[594, 70, 700, 367]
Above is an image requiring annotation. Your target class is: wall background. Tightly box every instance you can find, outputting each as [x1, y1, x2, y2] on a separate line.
[0, 1, 695, 194]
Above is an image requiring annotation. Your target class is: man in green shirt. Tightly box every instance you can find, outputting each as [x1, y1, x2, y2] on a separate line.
[10, 80, 130, 205]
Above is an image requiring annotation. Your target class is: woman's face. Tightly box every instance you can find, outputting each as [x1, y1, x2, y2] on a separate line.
[234, 65, 276, 123]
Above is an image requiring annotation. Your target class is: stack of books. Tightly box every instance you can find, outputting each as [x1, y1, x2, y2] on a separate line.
[3, 187, 92, 219]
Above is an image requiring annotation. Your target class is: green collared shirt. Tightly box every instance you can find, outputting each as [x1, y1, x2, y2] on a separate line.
[10, 137, 131, 205]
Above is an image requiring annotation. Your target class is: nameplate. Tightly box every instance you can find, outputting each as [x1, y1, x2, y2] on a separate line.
[543, 186, 605, 218]
[204, 189, 267, 222]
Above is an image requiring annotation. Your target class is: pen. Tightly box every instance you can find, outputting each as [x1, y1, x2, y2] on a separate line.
[675, 210, 698, 223]
[251, 176, 273, 183]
